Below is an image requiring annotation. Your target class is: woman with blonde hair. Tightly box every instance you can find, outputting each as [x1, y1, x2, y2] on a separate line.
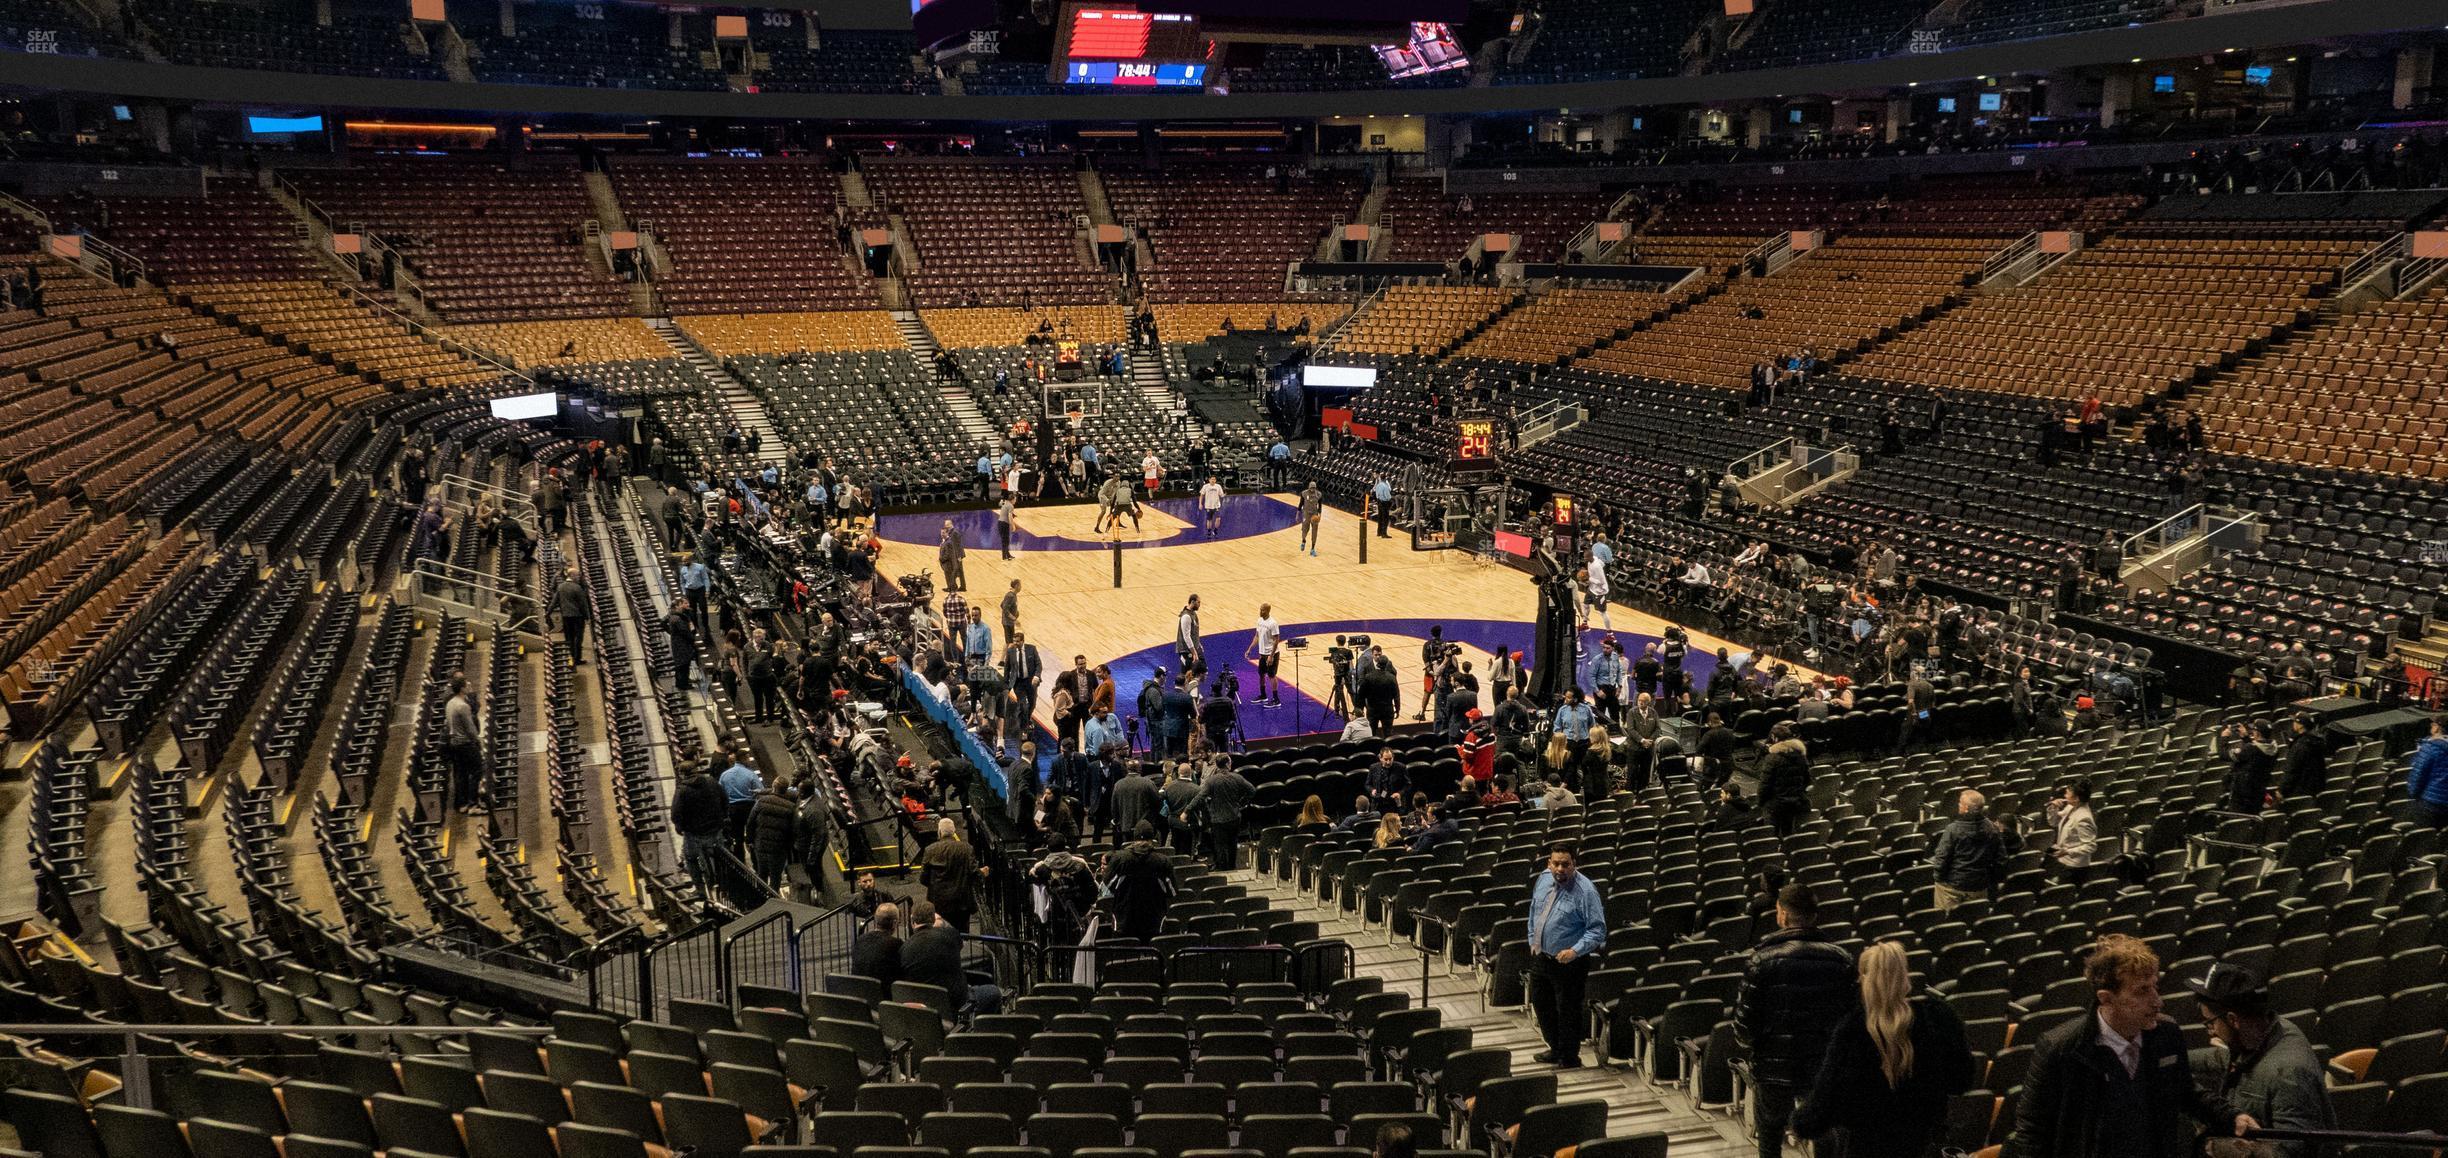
[1792, 940, 1975, 1157]
[1541, 731, 1573, 783]
[1373, 812, 1406, 849]
[1575, 724, 1617, 801]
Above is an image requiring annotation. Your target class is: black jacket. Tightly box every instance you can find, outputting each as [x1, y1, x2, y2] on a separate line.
[1930, 808, 2005, 893]
[2279, 732, 2329, 799]
[748, 791, 799, 863]
[1359, 668, 1401, 716]
[795, 797, 831, 867]
[1756, 738, 1812, 810]
[1792, 995, 1977, 1158]
[1105, 840, 1175, 938]
[899, 924, 967, 1008]
[1109, 773, 1161, 835]
[850, 931, 903, 986]
[2221, 735, 2278, 812]
[2003, 1014, 2240, 1158]
[1735, 924, 1858, 1087]
[671, 772, 726, 839]
[1188, 771, 1253, 825]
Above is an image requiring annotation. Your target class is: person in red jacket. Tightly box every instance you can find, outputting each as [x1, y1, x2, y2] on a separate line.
[1458, 709, 1496, 787]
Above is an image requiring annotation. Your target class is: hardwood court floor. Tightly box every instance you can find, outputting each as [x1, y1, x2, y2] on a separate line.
[887, 495, 1805, 742]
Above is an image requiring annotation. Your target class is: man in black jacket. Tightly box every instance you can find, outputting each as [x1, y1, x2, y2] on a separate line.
[902, 900, 999, 1015]
[2003, 936, 2254, 1158]
[1106, 821, 1176, 941]
[850, 904, 904, 989]
[1735, 884, 1857, 1158]
[670, 763, 727, 900]
[1359, 659, 1401, 738]
[2277, 715, 2329, 801]
[1929, 788, 2005, 912]
[552, 567, 589, 663]
[1185, 760, 1253, 869]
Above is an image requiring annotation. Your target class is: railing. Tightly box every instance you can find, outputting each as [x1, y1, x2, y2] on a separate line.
[2118, 503, 2260, 592]
[325, 274, 533, 386]
[2117, 502, 2256, 564]
[991, 936, 1355, 994]
[1739, 231, 1792, 278]
[0, 1023, 555, 1111]
[274, 172, 334, 230]
[1727, 436, 1796, 481]
[2394, 253, 2448, 299]
[2338, 230, 2410, 291]
[1512, 397, 1588, 450]
[407, 557, 542, 634]
[0, 188, 52, 234]
[1980, 230, 2041, 285]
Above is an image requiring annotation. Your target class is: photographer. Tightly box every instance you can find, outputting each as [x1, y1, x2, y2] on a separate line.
[1200, 679, 1239, 753]
[2046, 779, 2098, 883]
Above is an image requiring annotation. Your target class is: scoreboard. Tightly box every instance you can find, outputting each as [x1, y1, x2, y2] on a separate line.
[1052, 4, 1211, 86]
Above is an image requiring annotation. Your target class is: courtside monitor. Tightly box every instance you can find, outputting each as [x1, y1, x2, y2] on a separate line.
[488, 391, 559, 421]
[1303, 364, 1378, 389]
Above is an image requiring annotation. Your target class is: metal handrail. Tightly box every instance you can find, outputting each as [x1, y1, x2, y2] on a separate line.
[2339, 230, 2410, 289]
[325, 276, 533, 387]
[0, 189, 52, 234]
[1727, 436, 1796, 479]
[1981, 230, 2041, 284]
[1739, 231, 1791, 275]
[2117, 502, 2255, 563]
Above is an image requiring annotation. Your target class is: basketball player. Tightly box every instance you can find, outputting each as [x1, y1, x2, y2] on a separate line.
[1246, 603, 1283, 707]
[1199, 476, 1225, 538]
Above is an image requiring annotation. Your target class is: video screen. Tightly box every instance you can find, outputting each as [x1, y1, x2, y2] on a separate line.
[1373, 21, 1467, 80]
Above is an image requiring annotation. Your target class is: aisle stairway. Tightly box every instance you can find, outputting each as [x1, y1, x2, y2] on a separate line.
[644, 318, 788, 463]
[1129, 343, 1186, 422]
[896, 311, 998, 448]
[1232, 863, 1755, 1158]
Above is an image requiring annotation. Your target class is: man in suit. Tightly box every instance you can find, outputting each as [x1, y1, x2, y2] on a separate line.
[938, 519, 966, 593]
[2004, 935, 2254, 1158]
[1109, 762, 1160, 839]
[1185, 761, 1253, 870]
[1003, 631, 1044, 729]
[1044, 654, 1088, 745]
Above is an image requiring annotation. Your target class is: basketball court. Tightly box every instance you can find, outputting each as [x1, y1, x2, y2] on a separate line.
[878, 493, 1802, 744]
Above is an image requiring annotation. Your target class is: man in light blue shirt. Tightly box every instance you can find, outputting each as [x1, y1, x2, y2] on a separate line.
[1370, 476, 1394, 538]
[1552, 688, 1593, 744]
[963, 612, 994, 668]
[1526, 842, 1605, 1068]
[976, 453, 995, 500]
[1588, 533, 1614, 572]
[1082, 708, 1123, 761]
[1267, 440, 1290, 490]
[718, 753, 764, 851]
[679, 558, 712, 633]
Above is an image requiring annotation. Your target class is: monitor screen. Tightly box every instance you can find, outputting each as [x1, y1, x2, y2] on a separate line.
[1936, 97, 1957, 113]
[1303, 365, 1378, 389]
[1373, 21, 1468, 79]
[1978, 92, 2002, 111]
[248, 114, 325, 135]
[2244, 65, 2273, 86]
[2153, 74, 2176, 93]
[488, 391, 559, 421]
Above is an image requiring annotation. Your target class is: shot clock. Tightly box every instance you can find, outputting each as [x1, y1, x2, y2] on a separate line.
[1451, 417, 1502, 470]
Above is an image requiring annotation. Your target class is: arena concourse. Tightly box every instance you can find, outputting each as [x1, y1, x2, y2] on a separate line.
[1, 3, 2447, 1156]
